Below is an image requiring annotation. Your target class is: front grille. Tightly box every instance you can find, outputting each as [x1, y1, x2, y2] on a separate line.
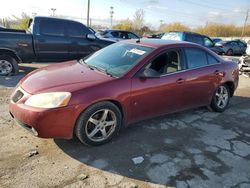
[12, 90, 24, 103]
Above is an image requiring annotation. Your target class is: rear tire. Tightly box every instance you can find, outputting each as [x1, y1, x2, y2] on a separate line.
[226, 49, 234, 56]
[75, 101, 122, 146]
[0, 55, 19, 76]
[210, 84, 230, 112]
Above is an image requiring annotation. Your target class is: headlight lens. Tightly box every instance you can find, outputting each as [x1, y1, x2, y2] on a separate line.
[25, 92, 71, 108]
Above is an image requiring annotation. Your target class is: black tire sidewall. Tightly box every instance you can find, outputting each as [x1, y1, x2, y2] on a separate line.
[210, 84, 230, 112]
[75, 101, 122, 146]
[227, 49, 233, 56]
[0, 55, 19, 76]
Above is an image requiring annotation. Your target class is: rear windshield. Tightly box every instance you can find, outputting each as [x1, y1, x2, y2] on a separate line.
[161, 32, 183, 40]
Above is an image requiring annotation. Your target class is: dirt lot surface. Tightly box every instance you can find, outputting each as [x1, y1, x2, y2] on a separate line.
[0, 63, 250, 188]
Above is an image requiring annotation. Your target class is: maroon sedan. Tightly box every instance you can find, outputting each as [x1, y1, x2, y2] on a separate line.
[9, 39, 239, 146]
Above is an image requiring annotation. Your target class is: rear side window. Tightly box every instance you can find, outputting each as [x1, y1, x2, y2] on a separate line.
[185, 48, 208, 69]
[68, 22, 91, 38]
[40, 20, 65, 36]
[207, 54, 219, 65]
[186, 34, 203, 46]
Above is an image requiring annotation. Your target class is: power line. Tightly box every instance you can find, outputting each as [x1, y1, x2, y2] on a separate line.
[183, 0, 246, 14]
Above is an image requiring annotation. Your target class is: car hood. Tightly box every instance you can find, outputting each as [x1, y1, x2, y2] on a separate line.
[20, 61, 113, 94]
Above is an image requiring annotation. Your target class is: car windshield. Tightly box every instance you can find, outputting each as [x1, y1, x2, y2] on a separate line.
[80, 42, 153, 77]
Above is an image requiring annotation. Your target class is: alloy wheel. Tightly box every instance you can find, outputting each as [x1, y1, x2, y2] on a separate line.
[0, 60, 13, 75]
[215, 85, 229, 109]
[85, 109, 117, 142]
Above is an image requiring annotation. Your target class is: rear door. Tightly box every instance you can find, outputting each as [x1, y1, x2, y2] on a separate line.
[34, 19, 69, 61]
[231, 41, 240, 54]
[67, 21, 97, 59]
[180, 47, 223, 108]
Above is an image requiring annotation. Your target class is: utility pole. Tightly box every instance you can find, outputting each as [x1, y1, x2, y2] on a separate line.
[32, 12, 37, 17]
[51, 8, 56, 16]
[110, 6, 114, 28]
[160, 20, 164, 26]
[241, 9, 249, 37]
[87, 0, 90, 26]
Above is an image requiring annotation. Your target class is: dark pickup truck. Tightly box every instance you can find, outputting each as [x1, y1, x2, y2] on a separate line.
[0, 16, 114, 76]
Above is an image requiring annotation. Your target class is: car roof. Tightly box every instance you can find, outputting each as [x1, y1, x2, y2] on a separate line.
[122, 39, 196, 48]
[166, 31, 210, 38]
[34, 16, 85, 25]
[106, 29, 133, 32]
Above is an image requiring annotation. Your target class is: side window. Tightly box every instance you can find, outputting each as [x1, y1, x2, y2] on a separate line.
[185, 48, 208, 69]
[119, 32, 127, 39]
[147, 50, 183, 75]
[204, 37, 214, 47]
[68, 22, 90, 38]
[186, 34, 203, 45]
[40, 20, 65, 36]
[111, 31, 119, 38]
[238, 42, 245, 47]
[231, 42, 237, 46]
[128, 32, 138, 39]
[207, 53, 219, 65]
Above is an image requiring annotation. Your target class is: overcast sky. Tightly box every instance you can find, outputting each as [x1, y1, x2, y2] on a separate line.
[0, 0, 249, 28]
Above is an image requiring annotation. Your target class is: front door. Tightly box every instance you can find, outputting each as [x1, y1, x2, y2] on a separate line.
[130, 49, 186, 123]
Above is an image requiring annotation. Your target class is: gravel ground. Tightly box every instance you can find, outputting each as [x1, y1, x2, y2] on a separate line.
[0, 63, 250, 188]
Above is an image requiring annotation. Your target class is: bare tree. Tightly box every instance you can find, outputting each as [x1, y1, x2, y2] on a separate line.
[133, 9, 145, 31]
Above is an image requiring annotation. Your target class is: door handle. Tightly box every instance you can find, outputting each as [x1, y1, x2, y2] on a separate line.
[176, 78, 185, 84]
[214, 70, 224, 76]
[214, 70, 220, 75]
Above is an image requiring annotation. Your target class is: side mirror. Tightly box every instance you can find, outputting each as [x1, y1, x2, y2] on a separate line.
[87, 34, 96, 40]
[139, 68, 160, 79]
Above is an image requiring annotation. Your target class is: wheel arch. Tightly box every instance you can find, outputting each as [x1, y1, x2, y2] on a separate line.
[223, 81, 235, 97]
[73, 99, 125, 136]
[0, 48, 21, 63]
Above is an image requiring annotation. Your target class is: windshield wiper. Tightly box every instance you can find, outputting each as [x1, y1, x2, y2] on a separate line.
[79, 59, 115, 77]
[91, 65, 115, 77]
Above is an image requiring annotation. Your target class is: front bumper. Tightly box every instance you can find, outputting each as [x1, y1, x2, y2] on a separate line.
[9, 88, 85, 139]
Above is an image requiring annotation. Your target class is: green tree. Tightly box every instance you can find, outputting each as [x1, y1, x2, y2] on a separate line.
[11, 13, 31, 30]
[113, 19, 134, 31]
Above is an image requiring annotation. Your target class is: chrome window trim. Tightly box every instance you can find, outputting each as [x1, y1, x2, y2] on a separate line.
[159, 62, 222, 78]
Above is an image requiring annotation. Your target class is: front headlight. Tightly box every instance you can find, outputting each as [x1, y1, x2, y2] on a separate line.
[25, 92, 71, 109]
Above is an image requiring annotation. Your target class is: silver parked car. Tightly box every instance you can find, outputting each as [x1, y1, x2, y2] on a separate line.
[215, 40, 247, 56]
[96, 30, 140, 42]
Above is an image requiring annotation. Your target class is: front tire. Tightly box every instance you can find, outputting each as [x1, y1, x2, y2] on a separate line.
[0, 55, 19, 76]
[210, 85, 230, 112]
[75, 101, 122, 146]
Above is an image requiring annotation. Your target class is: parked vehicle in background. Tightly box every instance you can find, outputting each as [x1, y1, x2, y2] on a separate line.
[215, 40, 247, 56]
[97, 29, 140, 42]
[9, 39, 239, 146]
[212, 38, 222, 44]
[161, 31, 225, 55]
[239, 43, 250, 72]
[0, 16, 114, 76]
[147, 33, 164, 39]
